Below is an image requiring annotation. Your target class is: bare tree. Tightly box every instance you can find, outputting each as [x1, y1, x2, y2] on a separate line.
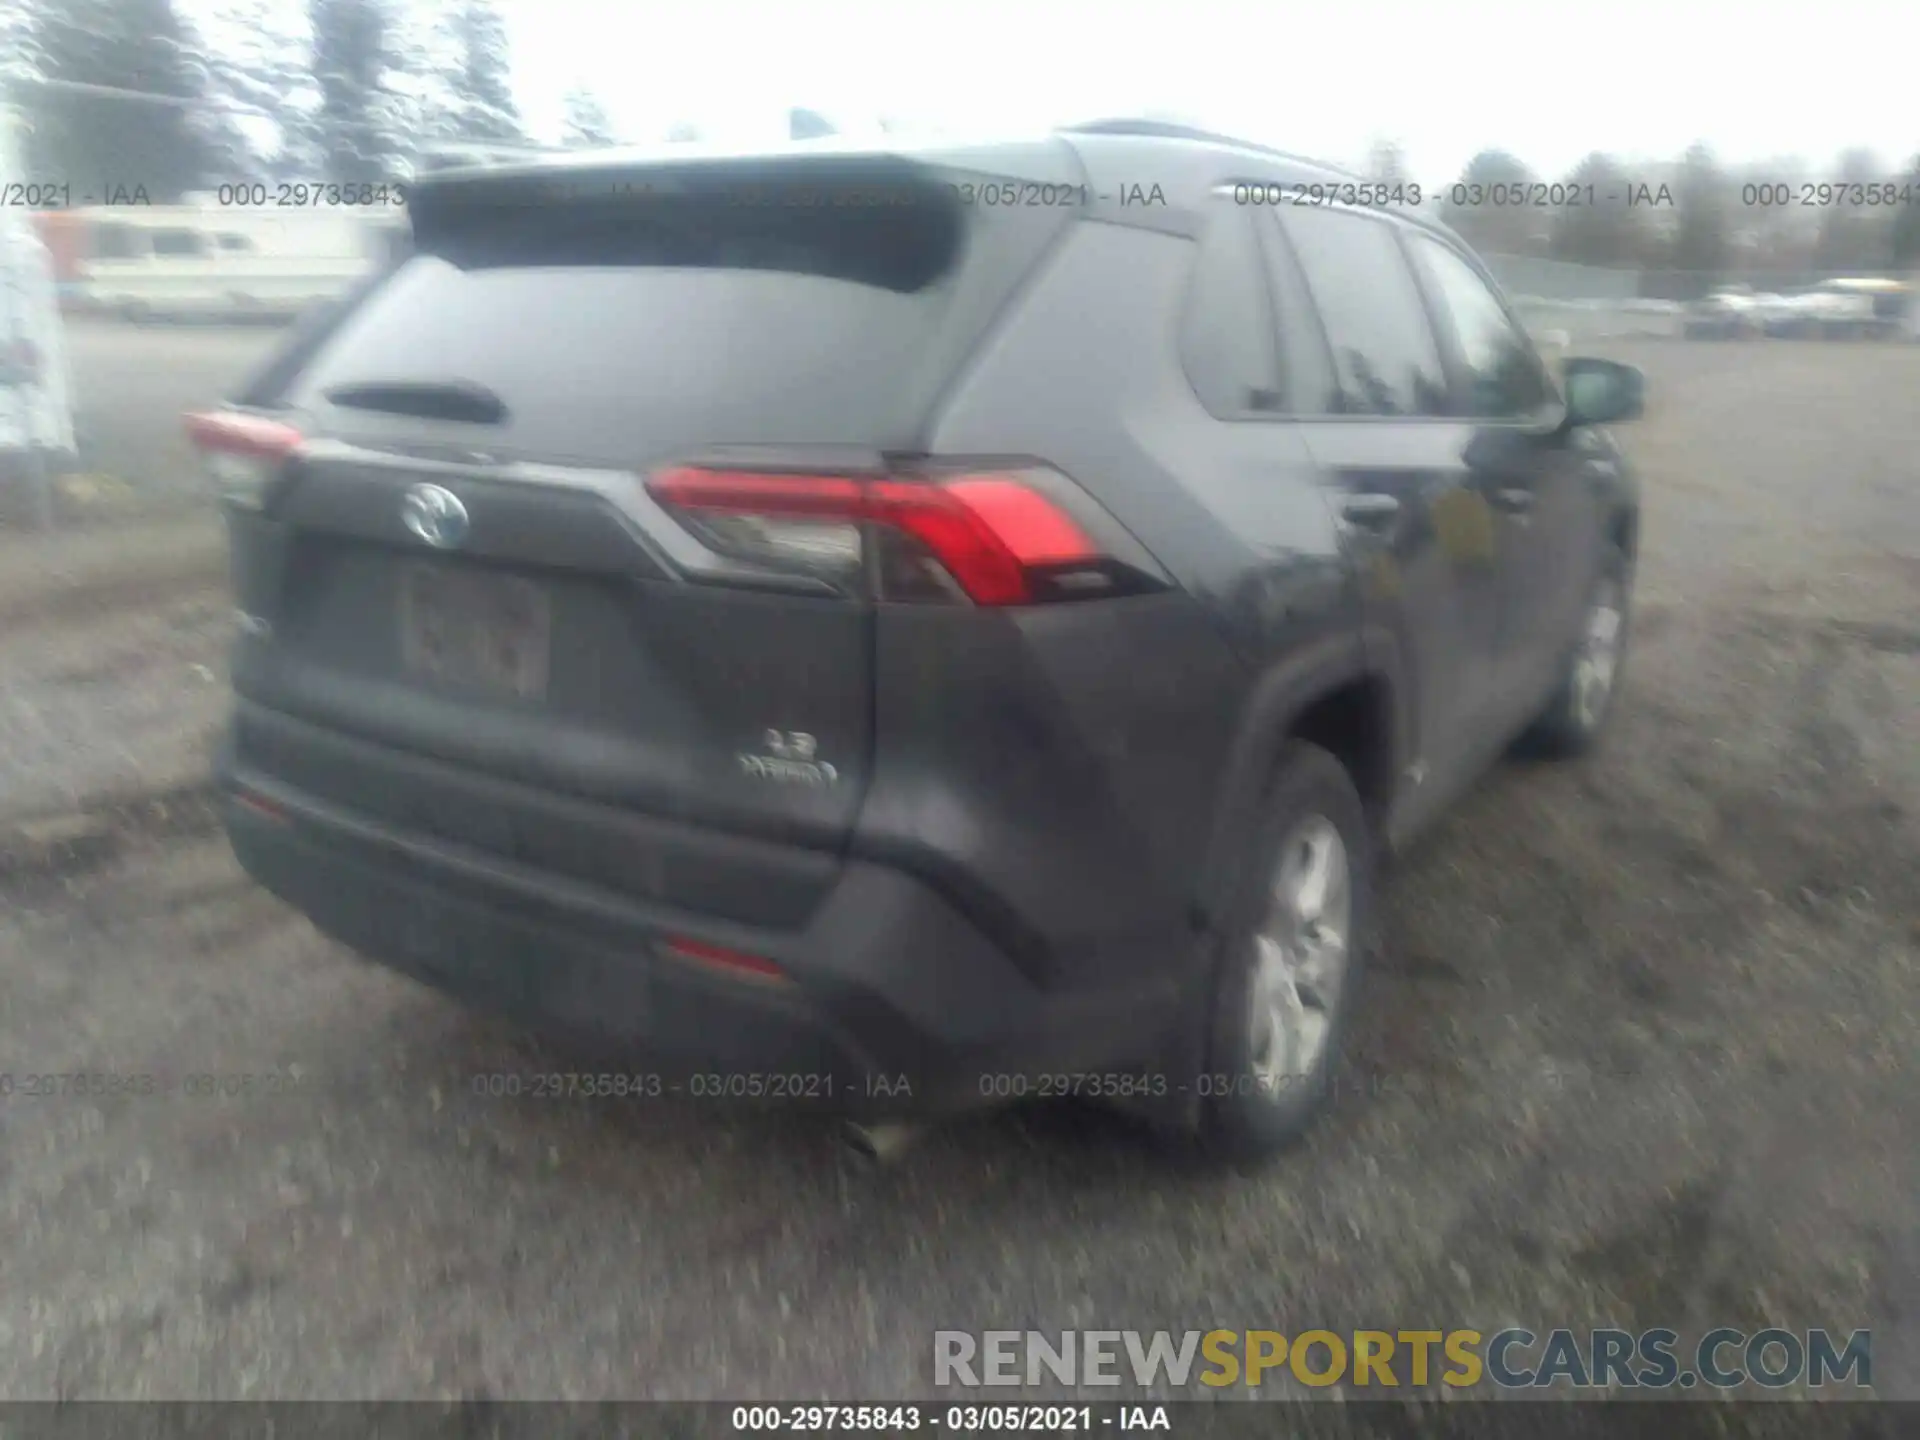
[1364, 138, 1408, 186]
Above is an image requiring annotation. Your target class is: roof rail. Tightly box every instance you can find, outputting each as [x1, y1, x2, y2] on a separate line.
[1057, 118, 1364, 181]
[413, 142, 563, 174]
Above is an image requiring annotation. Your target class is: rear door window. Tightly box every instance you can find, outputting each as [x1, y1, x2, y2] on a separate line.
[1252, 211, 1338, 415]
[1277, 206, 1448, 417]
[1178, 205, 1282, 417]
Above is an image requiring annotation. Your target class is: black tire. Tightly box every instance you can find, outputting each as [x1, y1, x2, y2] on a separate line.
[1519, 547, 1633, 759]
[1197, 741, 1376, 1161]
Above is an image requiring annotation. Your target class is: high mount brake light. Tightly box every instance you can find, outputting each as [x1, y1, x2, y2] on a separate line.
[184, 410, 304, 510]
[645, 464, 1110, 606]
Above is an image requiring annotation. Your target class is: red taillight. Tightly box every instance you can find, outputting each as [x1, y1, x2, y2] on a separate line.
[184, 410, 303, 459]
[184, 410, 304, 509]
[230, 789, 289, 824]
[659, 936, 789, 983]
[646, 464, 1105, 606]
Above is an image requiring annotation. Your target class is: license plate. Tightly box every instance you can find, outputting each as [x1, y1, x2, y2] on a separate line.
[398, 563, 551, 699]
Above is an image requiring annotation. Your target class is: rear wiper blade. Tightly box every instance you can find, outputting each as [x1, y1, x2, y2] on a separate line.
[322, 379, 508, 425]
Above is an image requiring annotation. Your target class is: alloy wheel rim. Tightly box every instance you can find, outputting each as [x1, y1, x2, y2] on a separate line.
[1248, 815, 1351, 1097]
[1572, 581, 1623, 729]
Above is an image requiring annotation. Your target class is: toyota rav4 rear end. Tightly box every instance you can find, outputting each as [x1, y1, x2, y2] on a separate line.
[201, 140, 1253, 1117]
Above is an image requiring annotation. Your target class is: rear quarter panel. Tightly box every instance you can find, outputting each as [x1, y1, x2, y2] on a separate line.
[874, 220, 1361, 989]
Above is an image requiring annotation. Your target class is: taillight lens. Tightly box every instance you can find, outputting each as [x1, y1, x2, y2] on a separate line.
[184, 410, 304, 510]
[646, 463, 1163, 606]
[658, 936, 789, 983]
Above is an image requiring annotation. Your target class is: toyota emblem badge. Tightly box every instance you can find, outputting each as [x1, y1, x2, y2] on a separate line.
[401, 483, 470, 549]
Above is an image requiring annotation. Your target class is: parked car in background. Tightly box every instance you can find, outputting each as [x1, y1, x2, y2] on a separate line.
[194, 123, 1646, 1159]
[1724, 279, 1906, 341]
[1797, 283, 1878, 339]
[1684, 287, 1762, 339]
[1815, 278, 1912, 339]
[1748, 291, 1799, 336]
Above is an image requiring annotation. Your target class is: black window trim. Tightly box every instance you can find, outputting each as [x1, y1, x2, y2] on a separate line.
[1250, 199, 1339, 419]
[1175, 189, 1288, 423]
[1259, 199, 1455, 424]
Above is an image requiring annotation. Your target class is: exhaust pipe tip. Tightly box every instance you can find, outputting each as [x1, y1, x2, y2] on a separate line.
[840, 1119, 924, 1164]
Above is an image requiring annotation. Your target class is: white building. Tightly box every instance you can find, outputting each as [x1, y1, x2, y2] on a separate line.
[0, 102, 78, 512]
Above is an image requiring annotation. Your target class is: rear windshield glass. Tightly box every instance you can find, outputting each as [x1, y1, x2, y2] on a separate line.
[285, 169, 973, 461]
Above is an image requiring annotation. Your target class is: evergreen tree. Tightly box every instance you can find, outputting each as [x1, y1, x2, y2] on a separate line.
[1670, 142, 1731, 298]
[430, 0, 521, 145]
[310, 0, 404, 184]
[1548, 153, 1647, 268]
[20, 0, 219, 202]
[195, 0, 319, 182]
[1892, 156, 1920, 268]
[1813, 148, 1891, 275]
[561, 85, 615, 148]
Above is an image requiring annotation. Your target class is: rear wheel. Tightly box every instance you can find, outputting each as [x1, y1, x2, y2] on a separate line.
[1198, 742, 1375, 1160]
[1520, 549, 1631, 758]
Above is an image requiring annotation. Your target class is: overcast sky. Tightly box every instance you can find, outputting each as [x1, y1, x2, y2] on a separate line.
[482, 0, 1916, 182]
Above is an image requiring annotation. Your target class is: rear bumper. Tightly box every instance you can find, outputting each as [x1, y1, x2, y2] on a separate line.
[217, 735, 1186, 1119]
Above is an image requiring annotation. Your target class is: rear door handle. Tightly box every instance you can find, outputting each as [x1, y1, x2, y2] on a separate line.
[1489, 487, 1535, 515]
[1337, 493, 1401, 530]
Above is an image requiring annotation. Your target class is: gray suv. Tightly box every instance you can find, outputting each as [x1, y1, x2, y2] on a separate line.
[192, 121, 1645, 1158]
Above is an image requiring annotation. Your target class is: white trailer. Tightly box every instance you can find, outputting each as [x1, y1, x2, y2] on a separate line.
[67, 200, 405, 322]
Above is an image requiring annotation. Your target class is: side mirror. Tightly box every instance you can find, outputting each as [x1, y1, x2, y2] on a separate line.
[1561, 357, 1645, 426]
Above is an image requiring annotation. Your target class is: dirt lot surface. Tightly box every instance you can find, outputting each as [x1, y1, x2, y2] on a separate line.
[0, 339, 1915, 1405]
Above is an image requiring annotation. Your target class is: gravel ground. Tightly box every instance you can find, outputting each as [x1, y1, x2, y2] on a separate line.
[0, 339, 1915, 1404]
